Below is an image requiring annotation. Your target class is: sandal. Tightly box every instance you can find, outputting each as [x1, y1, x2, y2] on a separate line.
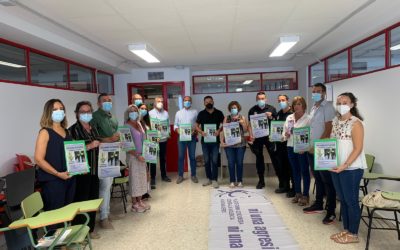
[334, 233, 359, 244]
[330, 231, 347, 240]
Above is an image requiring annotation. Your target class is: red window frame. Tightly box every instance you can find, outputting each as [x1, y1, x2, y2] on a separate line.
[308, 21, 400, 86]
[192, 70, 298, 95]
[96, 70, 115, 95]
[0, 37, 114, 94]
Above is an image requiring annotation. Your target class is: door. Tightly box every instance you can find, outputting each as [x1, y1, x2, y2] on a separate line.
[127, 82, 185, 173]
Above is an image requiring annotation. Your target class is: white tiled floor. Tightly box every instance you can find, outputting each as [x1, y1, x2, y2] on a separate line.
[91, 166, 400, 250]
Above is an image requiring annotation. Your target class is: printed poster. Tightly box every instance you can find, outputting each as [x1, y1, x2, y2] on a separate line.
[64, 140, 89, 175]
[270, 121, 285, 142]
[147, 130, 160, 143]
[223, 122, 241, 146]
[179, 124, 192, 141]
[98, 142, 121, 178]
[314, 139, 338, 170]
[204, 124, 217, 143]
[293, 126, 311, 153]
[250, 113, 269, 138]
[118, 126, 135, 151]
[142, 140, 159, 164]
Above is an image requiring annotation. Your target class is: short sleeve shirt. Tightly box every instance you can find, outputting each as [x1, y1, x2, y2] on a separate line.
[196, 108, 224, 143]
[309, 100, 336, 142]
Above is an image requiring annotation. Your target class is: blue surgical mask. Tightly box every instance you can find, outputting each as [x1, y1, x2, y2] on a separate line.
[279, 101, 288, 110]
[312, 93, 322, 102]
[102, 102, 112, 112]
[140, 109, 148, 117]
[257, 100, 266, 108]
[231, 108, 238, 116]
[129, 112, 138, 121]
[134, 99, 142, 106]
[79, 113, 92, 123]
[52, 110, 65, 123]
[184, 101, 191, 108]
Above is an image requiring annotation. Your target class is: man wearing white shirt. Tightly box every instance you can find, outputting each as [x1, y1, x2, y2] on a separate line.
[174, 96, 198, 184]
[149, 96, 172, 189]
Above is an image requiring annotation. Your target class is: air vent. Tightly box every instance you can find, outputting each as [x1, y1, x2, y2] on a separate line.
[148, 72, 164, 80]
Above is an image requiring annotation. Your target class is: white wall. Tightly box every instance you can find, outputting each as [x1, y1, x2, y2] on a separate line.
[0, 83, 98, 176]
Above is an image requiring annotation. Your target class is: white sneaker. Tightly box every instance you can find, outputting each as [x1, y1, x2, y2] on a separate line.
[229, 182, 235, 188]
[237, 182, 243, 188]
[212, 181, 219, 189]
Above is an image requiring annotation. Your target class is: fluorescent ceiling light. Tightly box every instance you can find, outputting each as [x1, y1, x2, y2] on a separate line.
[243, 80, 253, 85]
[236, 88, 243, 92]
[128, 44, 160, 63]
[390, 43, 400, 51]
[0, 60, 26, 68]
[269, 36, 299, 57]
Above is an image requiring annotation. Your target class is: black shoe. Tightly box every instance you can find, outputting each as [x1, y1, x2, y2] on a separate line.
[151, 179, 156, 189]
[286, 190, 295, 198]
[275, 188, 287, 194]
[303, 203, 324, 214]
[142, 193, 151, 200]
[256, 181, 265, 189]
[322, 214, 336, 225]
[162, 176, 171, 182]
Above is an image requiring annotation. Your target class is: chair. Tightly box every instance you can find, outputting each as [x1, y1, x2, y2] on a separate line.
[21, 192, 92, 250]
[360, 154, 376, 195]
[111, 167, 129, 213]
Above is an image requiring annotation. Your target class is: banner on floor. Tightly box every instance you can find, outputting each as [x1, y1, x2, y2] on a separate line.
[209, 188, 299, 250]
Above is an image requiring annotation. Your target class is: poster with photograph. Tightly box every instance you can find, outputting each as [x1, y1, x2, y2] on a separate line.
[204, 124, 217, 143]
[98, 142, 121, 179]
[179, 124, 192, 141]
[314, 139, 338, 170]
[142, 140, 159, 164]
[159, 119, 170, 139]
[270, 121, 285, 142]
[64, 140, 89, 175]
[147, 130, 160, 143]
[287, 120, 295, 135]
[250, 113, 269, 138]
[223, 122, 241, 146]
[293, 126, 311, 153]
[118, 126, 135, 151]
[150, 117, 162, 137]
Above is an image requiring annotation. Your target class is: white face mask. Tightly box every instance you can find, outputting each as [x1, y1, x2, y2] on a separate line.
[336, 105, 351, 115]
[156, 102, 163, 110]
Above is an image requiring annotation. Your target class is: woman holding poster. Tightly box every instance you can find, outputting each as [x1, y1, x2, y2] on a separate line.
[282, 96, 311, 206]
[125, 105, 151, 213]
[69, 101, 101, 238]
[220, 101, 248, 188]
[329, 93, 366, 244]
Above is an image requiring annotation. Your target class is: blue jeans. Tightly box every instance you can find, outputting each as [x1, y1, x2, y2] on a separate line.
[99, 177, 113, 220]
[178, 136, 197, 177]
[201, 143, 219, 181]
[287, 147, 310, 196]
[331, 169, 363, 234]
[225, 146, 246, 183]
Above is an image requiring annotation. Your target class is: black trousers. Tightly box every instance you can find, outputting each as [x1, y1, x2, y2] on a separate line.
[72, 174, 99, 232]
[276, 141, 293, 190]
[251, 137, 281, 182]
[150, 141, 168, 180]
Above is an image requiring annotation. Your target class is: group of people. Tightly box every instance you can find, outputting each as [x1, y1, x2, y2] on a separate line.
[33, 82, 367, 244]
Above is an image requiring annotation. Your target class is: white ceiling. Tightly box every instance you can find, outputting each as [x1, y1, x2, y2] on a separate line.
[2, 0, 400, 71]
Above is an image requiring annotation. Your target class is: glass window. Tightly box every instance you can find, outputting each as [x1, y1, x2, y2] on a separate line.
[70, 64, 94, 92]
[97, 71, 113, 94]
[327, 51, 348, 81]
[310, 62, 325, 85]
[227, 74, 260, 92]
[0, 43, 26, 82]
[351, 34, 385, 75]
[390, 26, 400, 66]
[193, 75, 226, 94]
[262, 72, 297, 91]
[30, 52, 67, 88]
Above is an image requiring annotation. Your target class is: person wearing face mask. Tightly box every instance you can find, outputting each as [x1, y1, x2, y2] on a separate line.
[220, 101, 248, 188]
[91, 93, 121, 230]
[329, 92, 366, 244]
[125, 105, 151, 213]
[132, 93, 144, 107]
[248, 91, 281, 189]
[69, 101, 101, 239]
[138, 103, 152, 200]
[275, 95, 295, 197]
[303, 83, 337, 225]
[149, 96, 171, 188]
[174, 96, 199, 184]
[195, 96, 224, 188]
[34, 99, 76, 212]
